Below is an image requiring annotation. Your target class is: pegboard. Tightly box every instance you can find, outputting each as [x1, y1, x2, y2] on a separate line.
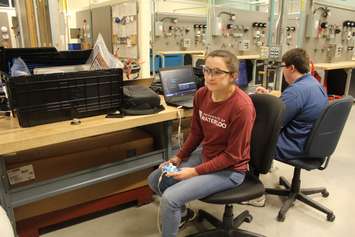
[303, 3, 355, 63]
[112, 1, 138, 59]
[153, 12, 207, 52]
[208, 7, 268, 55]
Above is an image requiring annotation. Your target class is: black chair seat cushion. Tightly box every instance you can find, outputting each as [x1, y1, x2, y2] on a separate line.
[200, 173, 264, 204]
[276, 157, 325, 171]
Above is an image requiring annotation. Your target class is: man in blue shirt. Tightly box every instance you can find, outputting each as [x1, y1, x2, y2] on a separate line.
[257, 48, 328, 161]
[242, 48, 328, 207]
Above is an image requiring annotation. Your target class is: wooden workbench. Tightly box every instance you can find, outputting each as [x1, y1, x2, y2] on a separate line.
[313, 61, 355, 96]
[236, 54, 260, 60]
[313, 61, 355, 71]
[0, 105, 182, 156]
[0, 98, 188, 237]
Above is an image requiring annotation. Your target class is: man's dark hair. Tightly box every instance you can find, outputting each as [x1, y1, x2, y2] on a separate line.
[282, 48, 310, 74]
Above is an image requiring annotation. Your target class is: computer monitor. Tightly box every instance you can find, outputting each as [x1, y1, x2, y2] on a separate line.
[159, 66, 197, 99]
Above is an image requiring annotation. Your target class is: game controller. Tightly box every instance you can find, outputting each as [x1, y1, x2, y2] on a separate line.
[162, 163, 180, 173]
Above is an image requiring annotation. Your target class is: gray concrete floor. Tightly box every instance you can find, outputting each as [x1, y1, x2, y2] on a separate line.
[42, 105, 355, 237]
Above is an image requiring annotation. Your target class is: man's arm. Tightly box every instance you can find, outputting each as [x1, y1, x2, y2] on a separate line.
[280, 89, 301, 127]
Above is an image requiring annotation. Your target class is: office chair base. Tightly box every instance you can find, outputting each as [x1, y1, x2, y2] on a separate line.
[187, 228, 264, 237]
[266, 169, 335, 222]
[186, 205, 265, 237]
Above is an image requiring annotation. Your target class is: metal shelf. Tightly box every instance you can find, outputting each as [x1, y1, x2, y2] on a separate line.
[10, 150, 165, 207]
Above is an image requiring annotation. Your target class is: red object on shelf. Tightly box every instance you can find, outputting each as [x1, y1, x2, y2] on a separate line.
[328, 95, 343, 101]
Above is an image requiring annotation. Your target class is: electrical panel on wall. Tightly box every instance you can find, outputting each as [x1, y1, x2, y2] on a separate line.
[112, 1, 138, 59]
[304, 5, 355, 63]
[153, 12, 207, 52]
[209, 8, 268, 55]
[285, 15, 298, 51]
[0, 12, 12, 48]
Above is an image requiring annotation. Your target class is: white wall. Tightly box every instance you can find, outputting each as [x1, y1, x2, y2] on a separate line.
[138, 0, 151, 78]
[48, 1, 68, 50]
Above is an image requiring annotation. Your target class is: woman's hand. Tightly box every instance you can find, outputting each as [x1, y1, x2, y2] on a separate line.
[166, 167, 199, 180]
[159, 156, 182, 169]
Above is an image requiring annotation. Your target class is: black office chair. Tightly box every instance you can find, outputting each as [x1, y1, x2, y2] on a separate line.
[187, 94, 284, 237]
[266, 96, 353, 222]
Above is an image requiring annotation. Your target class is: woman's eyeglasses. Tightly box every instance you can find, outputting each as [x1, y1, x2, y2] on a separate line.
[202, 66, 231, 77]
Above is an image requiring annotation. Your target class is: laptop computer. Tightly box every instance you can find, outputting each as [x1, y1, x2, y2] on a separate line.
[159, 66, 197, 108]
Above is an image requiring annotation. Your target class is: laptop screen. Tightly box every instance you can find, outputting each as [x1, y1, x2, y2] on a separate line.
[159, 66, 197, 98]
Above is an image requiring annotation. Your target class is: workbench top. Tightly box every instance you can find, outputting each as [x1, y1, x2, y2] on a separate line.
[313, 61, 355, 70]
[0, 99, 189, 156]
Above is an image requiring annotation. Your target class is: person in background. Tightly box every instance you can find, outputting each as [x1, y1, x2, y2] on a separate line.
[241, 48, 328, 208]
[148, 50, 255, 237]
[256, 48, 328, 161]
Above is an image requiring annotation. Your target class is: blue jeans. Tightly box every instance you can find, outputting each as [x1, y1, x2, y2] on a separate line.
[148, 151, 245, 237]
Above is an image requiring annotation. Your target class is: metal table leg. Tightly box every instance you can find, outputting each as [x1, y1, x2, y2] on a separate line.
[344, 68, 352, 96]
[320, 70, 326, 87]
[251, 59, 257, 86]
[161, 54, 165, 68]
[162, 120, 173, 160]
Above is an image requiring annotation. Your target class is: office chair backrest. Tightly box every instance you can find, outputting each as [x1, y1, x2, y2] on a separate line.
[249, 94, 284, 175]
[304, 96, 353, 158]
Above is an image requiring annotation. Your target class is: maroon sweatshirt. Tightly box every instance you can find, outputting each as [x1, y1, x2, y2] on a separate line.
[176, 86, 255, 175]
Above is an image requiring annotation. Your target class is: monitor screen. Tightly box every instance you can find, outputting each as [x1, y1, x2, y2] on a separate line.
[159, 66, 197, 98]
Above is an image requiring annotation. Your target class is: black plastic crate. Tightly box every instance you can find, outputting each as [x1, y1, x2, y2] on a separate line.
[0, 47, 92, 74]
[0, 47, 57, 73]
[5, 69, 123, 127]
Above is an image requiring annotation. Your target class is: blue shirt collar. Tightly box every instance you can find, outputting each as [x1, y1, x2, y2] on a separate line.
[294, 73, 310, 84]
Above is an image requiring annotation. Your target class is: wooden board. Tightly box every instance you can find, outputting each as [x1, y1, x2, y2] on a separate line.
[313, 61, 355, 70]
[0, 101, 180, 156]
[158, 50, 205, 55]
[236, 55, 260, 60]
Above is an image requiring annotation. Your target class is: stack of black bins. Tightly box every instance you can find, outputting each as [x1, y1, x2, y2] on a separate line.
[1, 48, 123, 127]
[6, 69, 123, 127]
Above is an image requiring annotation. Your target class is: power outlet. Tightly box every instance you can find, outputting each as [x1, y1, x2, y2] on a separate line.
[239, 40, 250, 51]
[260, 46, 269, 60]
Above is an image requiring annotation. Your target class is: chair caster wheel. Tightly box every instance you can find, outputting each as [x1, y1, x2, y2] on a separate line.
[245, 214, 253, 223]
[327, 213, 335, 222]
[322, 190, 329, 198]
[277, 212, 285, 222]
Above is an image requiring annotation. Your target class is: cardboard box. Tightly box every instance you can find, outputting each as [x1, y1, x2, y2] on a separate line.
[6, 129, 154, 187]
[7, 128, 144, 164]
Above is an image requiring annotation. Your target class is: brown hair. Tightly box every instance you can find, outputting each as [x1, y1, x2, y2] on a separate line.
[206, 50, 239, 74]
[282, 48, 310, 74]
